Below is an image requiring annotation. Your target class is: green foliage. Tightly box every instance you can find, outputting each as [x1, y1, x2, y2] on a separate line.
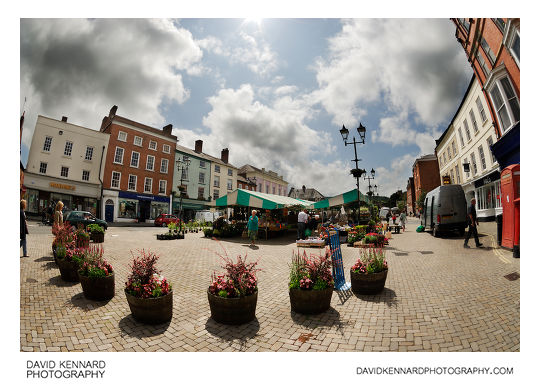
[218, 290, 228, 298]
[204, 228, 213, 237]
[313, 278, 328, 290]
[212, 229, 221, 237]
[87, 224, 104, 234]
[416, 191, 427, 211]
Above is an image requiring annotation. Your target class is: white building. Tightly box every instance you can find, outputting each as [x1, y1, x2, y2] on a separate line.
[23, 115, 110, 216]
[435, 75, 502, 221]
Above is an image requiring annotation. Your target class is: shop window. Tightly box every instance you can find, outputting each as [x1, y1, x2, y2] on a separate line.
[463, 119, 471, 142]
[118, 131, 127, 142]
[476, 96, 487, 123]
[146, 155, 155, 171]
[134, 136, 143, 147]
[130, 151, 140, 168]
[114, 147, 124, 164]
[118, 199, 138, 219]
[82, 170, 90, 181]
[150, 202, 168, 220]
[489, 75, 519, 133]
[163, 144, 170, 153]
[85, 146, 93, 161]
[61, 166, 69, 178]
[159, 180, 166, 194]
[39, 162, 47, 174]
[128, 175, 137, 191]
[64, 141, 73, 156]
[43, 136, 52, 152]
[144, 177, 152, 193]
[149, 140, 157, 150]
[111, 171, 121, 188]
[469, 109, 479, 134]
[160, 158, 168, 173]
[478, 145, 487, 170]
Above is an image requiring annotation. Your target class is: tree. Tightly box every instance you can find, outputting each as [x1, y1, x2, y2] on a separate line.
[416, 191, 427, 212]
[388, 189, 405, 208]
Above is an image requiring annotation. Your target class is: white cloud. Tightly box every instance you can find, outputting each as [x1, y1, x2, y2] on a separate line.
[274, 85, 298, 96]
[374, 153, 418, 196]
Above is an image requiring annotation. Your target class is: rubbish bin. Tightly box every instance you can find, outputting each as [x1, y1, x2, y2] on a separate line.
[496, 214, 503, 246]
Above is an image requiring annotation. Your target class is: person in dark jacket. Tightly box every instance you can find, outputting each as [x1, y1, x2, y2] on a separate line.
[20, 199, 29, 257]
[464, 198, 483, 248]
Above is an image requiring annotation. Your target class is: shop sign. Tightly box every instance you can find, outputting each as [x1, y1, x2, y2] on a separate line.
[442, 176, 451, 185]
[474, 170, 501, 188]
[118, 190, 169, 203]
[49, 182, 76, 191]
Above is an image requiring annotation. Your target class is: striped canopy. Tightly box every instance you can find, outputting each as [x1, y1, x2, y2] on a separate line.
[215, 189, 314, 210]
[309, 189, 369, 209]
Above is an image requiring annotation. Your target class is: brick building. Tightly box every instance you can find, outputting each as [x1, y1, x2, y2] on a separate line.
[412, 154, 441, 214]
[406, 177, 415, 215]
[100, 106, 177, 223]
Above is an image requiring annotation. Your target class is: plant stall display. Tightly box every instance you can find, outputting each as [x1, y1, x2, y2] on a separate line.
[77, 245, 115, 301]
[87, 223, 105, 243]
[208, 255, 260, 325]
[288, 250, 334, 314]
[156, 222, 184, 240]
[74, 225, 90, 248]
[362, 233, 387, 247]
[350, 247, 388, 294]
[125, 250, 173, 324]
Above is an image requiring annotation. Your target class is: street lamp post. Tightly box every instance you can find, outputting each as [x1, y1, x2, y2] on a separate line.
[340, 123, 367, 224]
[175, 157, 191, 222]
[364, 168, 376, 204]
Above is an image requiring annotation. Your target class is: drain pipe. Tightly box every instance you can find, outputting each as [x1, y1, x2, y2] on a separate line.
[98, 145, 105, 219]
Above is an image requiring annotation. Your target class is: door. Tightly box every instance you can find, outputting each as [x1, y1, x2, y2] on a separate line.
[105, 204, 114, 222]
[430, 196, 435, 229]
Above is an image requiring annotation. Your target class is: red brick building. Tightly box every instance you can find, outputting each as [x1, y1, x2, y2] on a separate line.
[412, 154, 441, 214]
[452, 18, 520, 169]
[406, 177, 415, 215]
[100, 106, 177, 223]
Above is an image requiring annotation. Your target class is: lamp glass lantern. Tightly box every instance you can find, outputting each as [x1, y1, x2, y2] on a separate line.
[340, 125, 349, 142]
[357, 123, 366, 142]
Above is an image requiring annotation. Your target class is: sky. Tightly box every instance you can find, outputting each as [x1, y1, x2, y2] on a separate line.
[20, 18, 473, 198]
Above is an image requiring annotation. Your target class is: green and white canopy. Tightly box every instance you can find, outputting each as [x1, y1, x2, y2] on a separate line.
[215, 189, 313, 210]
[309, 189, 369, 209]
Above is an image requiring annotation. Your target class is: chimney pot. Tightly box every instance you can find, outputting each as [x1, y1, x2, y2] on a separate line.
[109, 105, 118, 118]
[221, 148, 229, 163]
[195, 140, 203, 153]
[163, 124, 173, 135]
[61, 116, 68, 122]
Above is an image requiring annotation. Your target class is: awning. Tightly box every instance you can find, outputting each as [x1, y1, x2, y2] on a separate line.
[310, 189, 369, 209]
[491, 122, 520, 169]
[215, 189, 313, 209]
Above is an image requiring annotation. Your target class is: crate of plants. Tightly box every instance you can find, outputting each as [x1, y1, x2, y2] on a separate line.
[354, 232, 387, 248]
[87, 223, 105, 243]
[156, 222, 184, 240]
[296, 237, 326, 248]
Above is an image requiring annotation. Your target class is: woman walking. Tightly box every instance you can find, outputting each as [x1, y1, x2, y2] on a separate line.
[247, 210, 259, 247]
[20, 199, 29, 257]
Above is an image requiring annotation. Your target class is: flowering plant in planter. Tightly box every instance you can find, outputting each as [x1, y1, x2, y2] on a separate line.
[125, 250, 171, 299]
[289, 250, 333, 290]
[77, 245, 113, 278]
[363, 232, 386, 246]
[351, 247, 388, 274]
[87, 223, 104, 234]
[52, 223, 75, 251]
[74, 225, 90, 248]
[209, 255, 260, 298]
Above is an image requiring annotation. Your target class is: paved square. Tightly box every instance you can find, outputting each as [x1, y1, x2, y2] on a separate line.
[20, 218, 519, 352]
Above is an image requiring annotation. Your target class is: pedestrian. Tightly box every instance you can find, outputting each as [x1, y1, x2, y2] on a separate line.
[53, 201, 64, 231]
[385, 211, 391, 224]
[464, 198, 483, 248]
[399, 210, 407, 231]
[20, 199, 29, 257]
[297, 209, 308, 240]
[247, 210, 259, 247]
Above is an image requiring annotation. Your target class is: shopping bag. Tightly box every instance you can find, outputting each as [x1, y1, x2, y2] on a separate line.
[416, 225, 424, 232]
[241, 230, 248, 238]
[305, 229, 312, 237]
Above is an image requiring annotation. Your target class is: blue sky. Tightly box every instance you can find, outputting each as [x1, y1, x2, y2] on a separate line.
[20, 18, 472, 197]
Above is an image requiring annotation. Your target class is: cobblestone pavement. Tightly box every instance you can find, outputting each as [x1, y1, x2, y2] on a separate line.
[20, 217, 519, 352]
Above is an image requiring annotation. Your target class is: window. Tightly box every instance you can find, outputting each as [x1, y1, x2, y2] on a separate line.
[458, 18, 470, 32]
[118, 131, 127, 142]
[159, 180, 166, 194]
[146, 155, 155, 171]
[130, 151, 140, 168]
[199, 172, 205, 184]
[111, 171, 121, 188]
[128, 175, 137, 191]
[266, 185, 269, 194]
[227, 179, 233, 190]
[160, 158, 169, 173]
[198, 187, 205, 200]
[463, 157, 470, 178]
[452, 141, 457, 156]
[84, 146, 94, 161]
[258, 183, 262, 192]
[228, 168, 233, 176]
[455, 164, 461, 184]
[213, 176, 220, 188]
[163, 144, 170, 154]
[39, 162, 47, 174]
[478, 145, 487, 170]
[443, 152, 447, 165]
[480, 38, 496, 64]
[200, 160, 206, 168]
[469, 109, 479, 134]
[486, 136, 497, 164]
[144, 177, 152, 193]
[492, 18, 506, 32]
[43, 136, 53, 152]
[213, 189, 219, 200]
[439, 156, 443, 167]
[181, 167, 188, 180]
[447, 147, 452, 161]
[215, 165, 220, 173]
[458, 128, 465, 147]
[272, 186, 276, 194]
[450, 169, 455, 184]
[61, 166, 69, 178]
[470, 153, 478, 175]
[476, 51, 490, 77]
[134, 136, 143, 147]
[463, 119, 471, 142]
[489, 75, 519, 132]
[476, 97, 487, 122]
[82, 170, 90, 181]
[64, 141, 73, 156]
[183, 155, 189, 162]
[114, 147, 124, 164]
[509, 29, 520, 67]
[149, 140, 157, 150]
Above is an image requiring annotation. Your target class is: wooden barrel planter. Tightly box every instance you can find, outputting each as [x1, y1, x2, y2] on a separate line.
[57, 258, 80, 282]
[52, 245, 58, 265]
[350, 269, 388, 295]
[78, 272, 115, 301]
[289, 287, 333, 315]
[125, 290, 173, 324]
[207, 289, 258, 325]
[91, 232, 105, 243]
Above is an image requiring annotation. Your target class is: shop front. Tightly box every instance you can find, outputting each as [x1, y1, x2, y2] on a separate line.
[172, 197, 209, 221]
[103, 190, 171, 223]
[463, 170, 501, 222]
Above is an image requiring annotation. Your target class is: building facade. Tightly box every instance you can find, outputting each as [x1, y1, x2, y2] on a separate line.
[208, 147, 239, 202]
[99, 106, 177, 223]
[238, 165, 288, 197]
[435, 75, 502, 221]
[406, 177, 415, 215]
[288, 186, 325, 202]
[23, 115, 110, 216]
[412, 154, 441, 214]
[237, 175, 257, 191]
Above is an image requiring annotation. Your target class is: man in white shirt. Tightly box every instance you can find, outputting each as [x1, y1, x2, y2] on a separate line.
[297, 209, 308, 240]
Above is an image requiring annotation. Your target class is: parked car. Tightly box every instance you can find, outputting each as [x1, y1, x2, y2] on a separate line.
[154, 214, 180, 227]
[421, 185, 468, 237]
[65, 211, 108, 231]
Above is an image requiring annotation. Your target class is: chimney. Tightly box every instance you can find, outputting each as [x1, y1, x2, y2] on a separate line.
[61, 116, 68, 122]
[163, 124, 173, 136]
[109, 105, 118, 118]
[221, 148, 229, 163]
[195, 140, 203, 153]
[302, 185, 306, 193]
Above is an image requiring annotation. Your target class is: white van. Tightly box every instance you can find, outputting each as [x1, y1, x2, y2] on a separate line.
[379, 207, 390, 219]
[421, 185, 468, 237]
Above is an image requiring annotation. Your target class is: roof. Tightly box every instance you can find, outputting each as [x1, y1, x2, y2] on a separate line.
[176, 144, 239, 169]
[289, 187, 324, 200]
[238, 164, 287, 183]
[110, 115, 177, 141]
[215, 189, 313, 209]
[412, 154, 438, 169]
[309, 189, 369, 209]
